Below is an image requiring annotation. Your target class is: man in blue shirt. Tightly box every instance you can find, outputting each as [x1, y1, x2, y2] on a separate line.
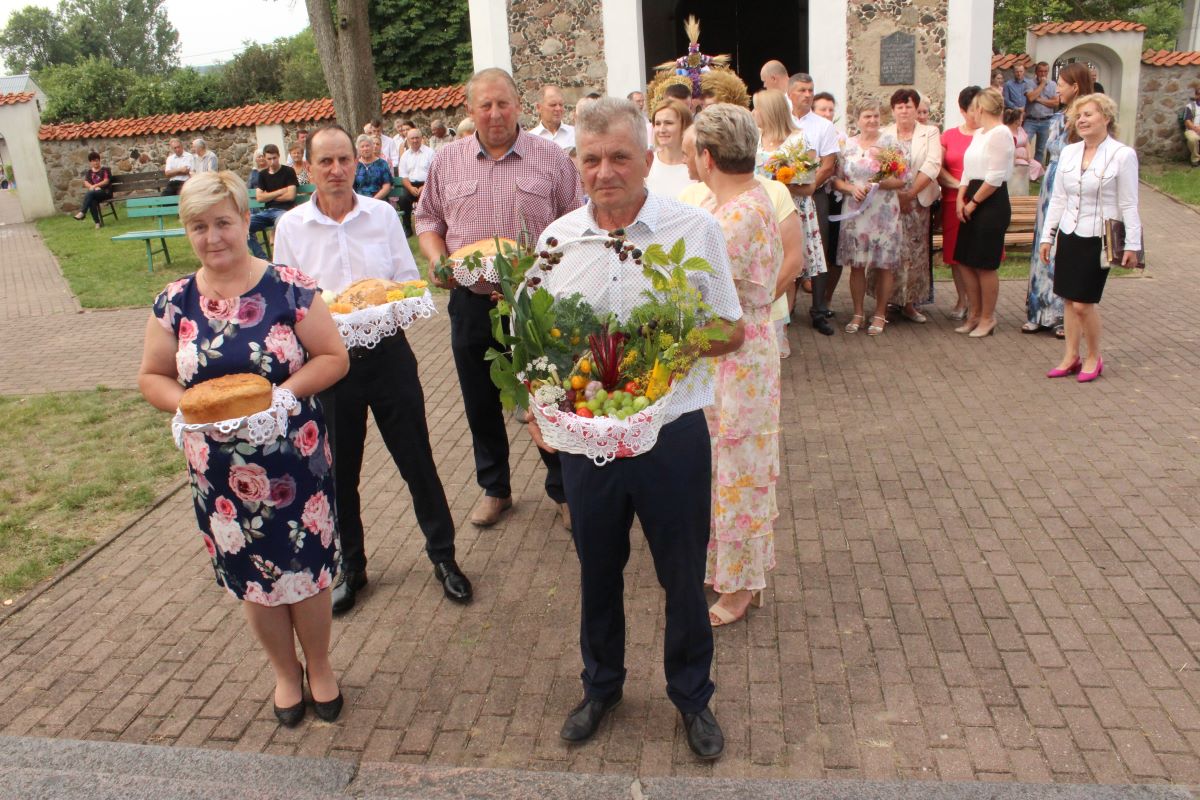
[1022, 61, 1060, 164]
[1002, 62, 1034, 111]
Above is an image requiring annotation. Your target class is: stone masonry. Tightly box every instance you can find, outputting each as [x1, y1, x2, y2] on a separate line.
[507, 0, 605, 121]
[846, 0, 949, 127]
[1136, 63, 1200, 161]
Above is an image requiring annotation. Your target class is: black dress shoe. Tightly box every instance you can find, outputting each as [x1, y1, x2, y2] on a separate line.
[331, 570, 367, 615]
[560, 690, 622, 742]
[273, 672, 305, 727]
[681, 706, 724, 760]
[306, 674, 344, 722]
[434, 560, 473, 603]
[812, 315, 835, 336]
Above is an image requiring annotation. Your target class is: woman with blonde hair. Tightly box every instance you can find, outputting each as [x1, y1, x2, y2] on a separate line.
[646, 99, 695, 197]
[1040, 93, 1141, 382]
[138, 171, 349, 727]
[954, 87, 1013, 338]
[753, 89, 830, 336]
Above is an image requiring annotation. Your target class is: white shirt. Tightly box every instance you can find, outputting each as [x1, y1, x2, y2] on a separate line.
[533, 191, 742, 424]
[377, 135, 400, 170]
[645, 155, 694, 198]
[165, 152, 193, 182]
[794, 111, 841, 159]
[397, 144, 435, 184]
[272, 193, 420, 295]
[962, 125, 1014, 187]
[1041, 136, 1141, 250]
[529, 122, 576, 150]
[192, 151, 217, 173]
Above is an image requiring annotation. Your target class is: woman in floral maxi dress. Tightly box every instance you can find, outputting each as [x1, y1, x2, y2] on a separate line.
[139, 172, 349, 727]
[693, 104, 784, 627]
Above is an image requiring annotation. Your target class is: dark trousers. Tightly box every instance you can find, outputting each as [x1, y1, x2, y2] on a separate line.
[161, 181, 184, 196]
[248, 207, 286, 259]
[79, 190, 111, 223]
[396, 182, 424, 236]
[448, 287, 564, 503]
[318, 332, 455, 572]
[560, 410, 715, 713]
[813, 189, 843, 306]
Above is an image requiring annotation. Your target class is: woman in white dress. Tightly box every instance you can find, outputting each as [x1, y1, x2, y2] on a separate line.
[646, 99, 696, 197]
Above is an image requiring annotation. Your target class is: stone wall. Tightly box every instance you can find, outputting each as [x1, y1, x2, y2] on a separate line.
[507, 0, 605, 121]
[41, 107, 464, 212]
[845, 0, 950, 127]
[1136, 64, 1200, 162]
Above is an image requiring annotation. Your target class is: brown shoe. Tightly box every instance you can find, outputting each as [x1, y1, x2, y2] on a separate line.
[469, 495, 512, 527]
[558, 503, 572, 532]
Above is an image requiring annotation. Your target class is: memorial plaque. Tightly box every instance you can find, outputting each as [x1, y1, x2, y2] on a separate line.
[880, 31, 915, 85]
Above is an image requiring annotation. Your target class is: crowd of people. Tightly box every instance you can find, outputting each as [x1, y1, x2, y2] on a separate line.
[137, 53, 1145, 762]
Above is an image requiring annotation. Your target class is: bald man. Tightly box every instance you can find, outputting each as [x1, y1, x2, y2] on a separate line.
[760, 60, 792, 110]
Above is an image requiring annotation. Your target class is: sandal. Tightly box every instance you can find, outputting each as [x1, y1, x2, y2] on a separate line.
[867, 315, 887, 336]
[1053, 324, 1065, 339]
[844, 314, 864, 334]
[709, 590, 763, 627]
[1020, 322, 1040, 334]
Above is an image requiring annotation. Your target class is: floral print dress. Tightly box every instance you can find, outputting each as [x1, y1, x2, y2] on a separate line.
[836, 135, 903, 271]
[705, 185, 782, 594]
[869, 134, 930, 305]
[1026, 112, 1068, 327]
[756, 132, 827, 280]
[153, 264, 339, 607]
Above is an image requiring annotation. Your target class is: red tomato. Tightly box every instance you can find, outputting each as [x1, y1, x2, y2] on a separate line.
[576, 407, 594, 418]
[623, 381, 638, 394]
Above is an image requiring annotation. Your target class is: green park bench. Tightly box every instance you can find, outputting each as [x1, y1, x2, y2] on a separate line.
[110, 196, 184, 272]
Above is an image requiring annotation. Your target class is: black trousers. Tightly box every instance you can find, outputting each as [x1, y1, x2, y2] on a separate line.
[812, 189, 842, 309]
[161, 181, 183, 196]
[560, 410, 715, 713]
[448, 287, 564, 503]
[395, 182, 424, 235]
[79, 190, 111, 223]
[317, 332, 455, 572]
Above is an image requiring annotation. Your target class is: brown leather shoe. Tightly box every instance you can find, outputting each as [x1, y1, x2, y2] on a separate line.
[558, 503, 572, 532]
[469, 495, 512, 527]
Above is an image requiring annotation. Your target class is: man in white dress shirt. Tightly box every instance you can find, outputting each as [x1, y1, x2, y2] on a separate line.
[528, 97, 743, 760]
[272, 125, 469, 614]
[396, 127, 435, 236]
[162, 138, 193, 196]
[529, 84, 575, 150]
[364, 118, 399, 172]
[191, 138, 217, 173]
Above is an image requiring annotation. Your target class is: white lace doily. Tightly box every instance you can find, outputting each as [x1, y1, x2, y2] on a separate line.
[172, 385, 299, 448]
[451, 256, 500, 288]
[531, 385, 677, 467]
[332, 292, 437, 349]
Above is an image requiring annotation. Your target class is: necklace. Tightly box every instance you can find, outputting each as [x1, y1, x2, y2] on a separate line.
[200, 264, 253, 301]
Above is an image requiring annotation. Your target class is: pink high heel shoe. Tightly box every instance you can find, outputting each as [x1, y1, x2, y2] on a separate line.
[1046, 358, 1082, 378]
[1077, 357, 1103, 383]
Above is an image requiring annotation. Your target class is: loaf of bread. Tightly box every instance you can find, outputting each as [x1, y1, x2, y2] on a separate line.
[335, 278, 393, 309]
[180, 373, 273, 424]
[450, 238, 518, 261]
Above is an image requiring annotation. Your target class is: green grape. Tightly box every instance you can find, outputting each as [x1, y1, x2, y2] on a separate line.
[594, 389, 608, 403]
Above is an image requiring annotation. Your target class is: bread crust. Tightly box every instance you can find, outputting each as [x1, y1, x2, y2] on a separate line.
[180, 373, 273, 424]
[449, 238, 518, 261]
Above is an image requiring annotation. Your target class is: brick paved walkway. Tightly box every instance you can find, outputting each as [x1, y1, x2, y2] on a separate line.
[2, 187, 1200, 787]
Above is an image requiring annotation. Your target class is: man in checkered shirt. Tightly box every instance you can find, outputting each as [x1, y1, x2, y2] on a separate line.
[526, 97, 745, 761]
[416, 68, 583, 531]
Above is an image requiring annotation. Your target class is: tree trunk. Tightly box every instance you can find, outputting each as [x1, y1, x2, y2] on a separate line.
[305, 0, 381, 136]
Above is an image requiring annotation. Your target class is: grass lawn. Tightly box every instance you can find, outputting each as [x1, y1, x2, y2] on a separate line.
[0, 390, 182, 600]
[38, 211, 433, 310]
[1141, 162, 1200, 208]
[935, 250, 1033, 281]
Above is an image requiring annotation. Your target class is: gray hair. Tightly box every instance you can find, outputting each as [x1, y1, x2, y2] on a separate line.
[789, 72, 814, 88]
[355, 133, 374, 148]
[576, 96, 649, 152]
[693, 103, 758, 174]
[466, 67, 519, 106]
[192, 138, 206, 149]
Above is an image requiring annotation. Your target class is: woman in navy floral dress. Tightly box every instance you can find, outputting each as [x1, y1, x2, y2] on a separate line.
[139, 172, 349, 726]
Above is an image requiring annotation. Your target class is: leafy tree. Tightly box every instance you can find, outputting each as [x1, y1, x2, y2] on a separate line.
[38, 57, 135, 123]
[993, 0, 1181, 54]
[305, 0, 380, 134]
[61, 0, 179, 72]
[0, 6, 77, 73]
[278, 29, 328, 100]
[220, 41, 285, 106]
[369, 0, 472, 89]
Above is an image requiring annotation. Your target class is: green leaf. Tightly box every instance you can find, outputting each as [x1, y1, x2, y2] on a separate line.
[642, 244, 668, 267]
[667, 238, 686, 265]
[681, 256, 712, 273]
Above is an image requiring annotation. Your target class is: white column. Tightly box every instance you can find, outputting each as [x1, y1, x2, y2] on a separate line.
[944, 0, 993, 128]
[255, 124, 286, 158]
[3, 104, 53, 219]
[468, 0, 513, 74]
[1180, 0, 1200, 51]
[809, 0, 848, 132]
[603, 0, 647, 97]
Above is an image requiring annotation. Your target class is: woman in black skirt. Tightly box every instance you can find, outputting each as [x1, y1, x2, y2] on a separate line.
[1039, 94, 1141, 382]
[953, 88, 1013, 338]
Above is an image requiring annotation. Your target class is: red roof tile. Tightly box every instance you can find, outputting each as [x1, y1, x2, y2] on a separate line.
[1142, 49, 1200, 66]
[39, 85, 467, 141]
[1029, 20, 1146, 36]
[0, 92, 36, 106]
[991, 53, 1033, 70]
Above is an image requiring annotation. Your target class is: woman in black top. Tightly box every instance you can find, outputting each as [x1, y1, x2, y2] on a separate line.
[74, 152, 112, 228]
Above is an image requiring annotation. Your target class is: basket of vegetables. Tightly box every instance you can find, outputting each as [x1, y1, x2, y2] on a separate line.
[486, 232, 723, 466]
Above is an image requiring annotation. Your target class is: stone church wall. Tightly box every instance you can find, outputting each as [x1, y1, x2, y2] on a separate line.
[845, 0, 950, 126]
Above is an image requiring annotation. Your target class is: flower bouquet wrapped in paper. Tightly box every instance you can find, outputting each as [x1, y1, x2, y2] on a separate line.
[761, 139, 820, 186]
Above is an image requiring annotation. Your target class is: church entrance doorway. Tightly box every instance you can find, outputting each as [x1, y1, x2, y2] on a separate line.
[640, 0, 809, 89]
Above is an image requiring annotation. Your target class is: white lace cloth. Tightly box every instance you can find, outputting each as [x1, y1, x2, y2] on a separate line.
[531, 385, 677, 467]
[451, 256, 501, 288]
[171, 386, 299, 448]
[331, 291, 437, 349]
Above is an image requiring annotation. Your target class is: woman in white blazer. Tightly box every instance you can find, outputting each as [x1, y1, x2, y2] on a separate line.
[1039, 93, 1141, 383]
[877, 89, 943, 323]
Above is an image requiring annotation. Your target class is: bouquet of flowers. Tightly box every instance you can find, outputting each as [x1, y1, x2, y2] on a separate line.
[485, 233, 725, 465]
[761, 140, 820, 185]
[869, 143, 908, 182]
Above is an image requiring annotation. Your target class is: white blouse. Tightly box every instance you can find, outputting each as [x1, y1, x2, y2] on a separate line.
[1040, 136, 1141, 251]
[645, 155, 695, 198]
[961, 124, 1014, 188]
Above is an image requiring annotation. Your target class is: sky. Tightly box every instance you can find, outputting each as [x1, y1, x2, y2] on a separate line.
[0, 0, 312, 68]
